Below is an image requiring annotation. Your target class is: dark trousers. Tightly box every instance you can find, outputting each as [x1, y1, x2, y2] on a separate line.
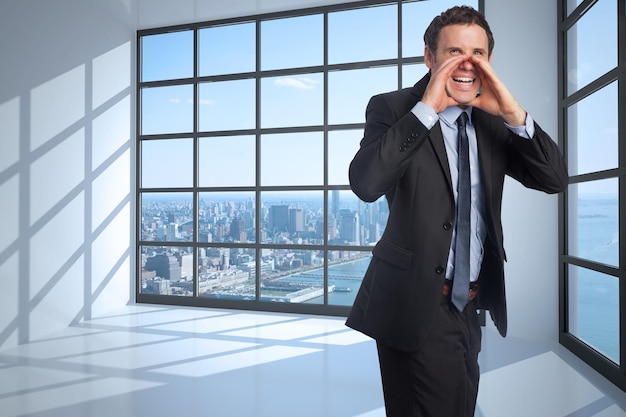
[376, 297, 482, 417]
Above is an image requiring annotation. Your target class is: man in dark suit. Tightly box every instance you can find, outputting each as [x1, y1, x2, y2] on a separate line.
[346, 5, 568, 417]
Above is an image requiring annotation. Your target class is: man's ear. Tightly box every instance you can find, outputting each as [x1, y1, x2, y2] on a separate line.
[424, 46, 434, 69]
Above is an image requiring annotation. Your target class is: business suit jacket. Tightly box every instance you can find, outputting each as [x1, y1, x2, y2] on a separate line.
[346, 73, 568, 352]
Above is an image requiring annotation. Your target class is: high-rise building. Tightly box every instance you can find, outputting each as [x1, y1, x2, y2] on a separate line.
[331, 190, 340, 218]
[339, 210, 359, 244]
[289, 208, 305, 233]
[270, 205, 289, 232]
[144, 254, 182, 282]
[230, 217, 246, 241]
[166, 223, 179, 241]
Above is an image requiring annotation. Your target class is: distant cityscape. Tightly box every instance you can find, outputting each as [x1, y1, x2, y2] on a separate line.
[139, 191, 389, 305]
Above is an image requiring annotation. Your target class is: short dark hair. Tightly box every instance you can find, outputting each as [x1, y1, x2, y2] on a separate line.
[423, 6, 495, 56]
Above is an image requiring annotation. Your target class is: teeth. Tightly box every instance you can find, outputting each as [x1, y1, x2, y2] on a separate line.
[453, 77, 473, 83]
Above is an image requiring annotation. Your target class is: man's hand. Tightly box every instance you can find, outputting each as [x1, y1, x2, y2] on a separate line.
[420, 55, 468, 113]
[468, 56, 527, 126]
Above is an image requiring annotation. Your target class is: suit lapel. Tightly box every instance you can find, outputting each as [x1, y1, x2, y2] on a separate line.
[410, 74, 454, 198]
[428, 124, 454, 198]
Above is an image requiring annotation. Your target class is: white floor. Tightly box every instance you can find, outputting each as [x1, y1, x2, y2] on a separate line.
[1, 305, 625, 417]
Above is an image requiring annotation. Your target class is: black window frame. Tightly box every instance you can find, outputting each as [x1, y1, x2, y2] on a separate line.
[135, 0, 484, 317]
[558, 0, 626, 392]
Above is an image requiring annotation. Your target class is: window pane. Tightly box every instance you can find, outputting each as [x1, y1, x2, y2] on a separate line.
[403, 63, 428, 88]
[329, 5, 397, 64]
[199, 246, 256, 299]
[566, 0, 617, 94]
[260, 248, 325, 304]
[329, 190, 388, 246]
[328, 67, 397, 125]
[141, 192, 194, 242]
[261, 73, 323, 128]
[567, 0, 584, 16]
[199, 23, 256, 76]
[199, 79, 255, 131]
[328, 130, 361, 186]
[140, 245, 194, 296]
[141, 30, 193, 82]
[401, 0, 477, 58]
[261, 191, 323, 245]
[142, 138, 193, 188]
[199, 192, 255, 243]
[261, 132, 323, 186]
[567, 82, 618, 175]
[199, 135, 255, 187]
[567, 180, 618, 266]
[141, 85, 193, 135]
[568, 265, 619, 364]
[261, 15, 323, 70]
[328, 251, 371, 306]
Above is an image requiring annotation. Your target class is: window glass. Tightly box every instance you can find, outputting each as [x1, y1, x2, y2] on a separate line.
[261, 191, 323, 245]
[327, 250, 371, 306]
[142, 138, 193, 188]
[141, 30, 193, 82]
[199, 22, 256, 76]
[329, 4, 397, 64]
[199, 79, 256, 131]
[261, 132, 323, 186]
[328, 66, 397, 125]
[261, 14, 323, 70]
[328, 190, 387, 246]
[566, 0, 617, 94]
[199, 135, 256, 187]
[567, 82, 618, 175]
[260, 249, 325, 304]
[141, 85, 193, 135]
[401, 0, 477, 58]
[566, 0, 585, 16]
[141, 192, 194, 243]
[136, 2, 486, 313]
[567, 180, 618, 267]
[328, 130, 361, 186]
[140, 245, 195, 296]
[199, 246, 257, 299]
[402, 63, 428, 88]
[261, 73, 323, 128]
[198, 192, 256, 244]
[568, 265, 619, 364]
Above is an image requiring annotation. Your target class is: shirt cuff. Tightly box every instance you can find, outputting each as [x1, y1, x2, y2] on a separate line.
[505, 113, 535, 139]
[412, 101, 439, 129]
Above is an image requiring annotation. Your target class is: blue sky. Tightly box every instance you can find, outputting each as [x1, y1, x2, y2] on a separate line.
[138, 0, 616, 196]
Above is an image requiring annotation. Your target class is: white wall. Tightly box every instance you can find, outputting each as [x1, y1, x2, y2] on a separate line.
[485, 0, 561, 342]
[0, 0, 561, 352]
[0, 0, 136, 351]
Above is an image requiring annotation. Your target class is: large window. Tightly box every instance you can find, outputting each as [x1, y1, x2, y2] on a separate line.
[559, 0, 625, 391]
[136, 0, 480, 315]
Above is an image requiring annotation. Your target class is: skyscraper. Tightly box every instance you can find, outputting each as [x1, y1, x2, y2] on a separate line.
[270, 205, 289, 232]
[289, 208, 305, 233]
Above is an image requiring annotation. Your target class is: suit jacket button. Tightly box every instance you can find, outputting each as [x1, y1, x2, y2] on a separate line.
[443, 222, 452, 230]
[435, 266, 444, 274]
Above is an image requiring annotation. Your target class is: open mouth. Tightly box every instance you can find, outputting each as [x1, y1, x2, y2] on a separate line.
[452, 77, 475, 85]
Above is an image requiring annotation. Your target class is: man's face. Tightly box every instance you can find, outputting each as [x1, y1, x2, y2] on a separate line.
[424, 23, 491, 107]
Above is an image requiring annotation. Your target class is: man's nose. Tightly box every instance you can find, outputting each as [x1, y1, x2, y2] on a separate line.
[458, 57, 474, 70]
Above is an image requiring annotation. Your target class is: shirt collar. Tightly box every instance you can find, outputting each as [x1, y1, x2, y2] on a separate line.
[439, 106, 473, 129]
